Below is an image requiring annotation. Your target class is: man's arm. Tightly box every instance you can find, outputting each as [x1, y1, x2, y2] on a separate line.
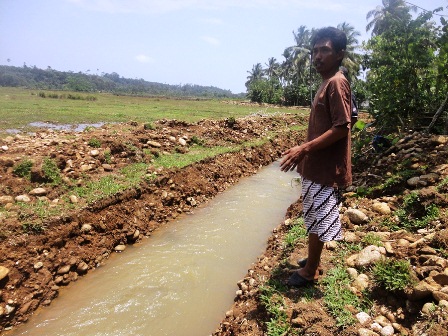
[280, 124, 349, 172]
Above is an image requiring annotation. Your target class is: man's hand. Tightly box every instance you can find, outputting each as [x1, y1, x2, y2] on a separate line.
[280, 145, 307, 172]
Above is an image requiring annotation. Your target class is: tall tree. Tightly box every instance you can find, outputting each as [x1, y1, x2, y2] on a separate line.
[337, 22, 362, 76]
[366, 0, 416, 36]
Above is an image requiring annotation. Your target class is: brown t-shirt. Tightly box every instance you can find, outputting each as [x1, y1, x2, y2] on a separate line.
[297, 71, 352, 187]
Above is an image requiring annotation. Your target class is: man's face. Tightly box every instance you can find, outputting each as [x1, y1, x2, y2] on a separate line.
[312, 38, 344, 77]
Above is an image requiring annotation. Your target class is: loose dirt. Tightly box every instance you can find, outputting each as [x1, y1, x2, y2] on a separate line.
[1, 112, 447, 335]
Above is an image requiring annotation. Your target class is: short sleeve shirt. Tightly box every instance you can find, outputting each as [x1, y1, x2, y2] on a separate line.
[297, 71, 352, 187]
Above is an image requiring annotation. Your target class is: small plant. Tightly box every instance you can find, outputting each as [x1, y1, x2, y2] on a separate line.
[283, 218, 307, 250]
[42, 157, 62, 184]
[190, 135, 204, 146]
[88, 138, 102, 148]
[362, 233, 383, 247]
[226, 116, 236, 128]
[372, 259, 415, 291]
[144, 122, 155, 130]
[259, 284, 293, 336]
[104, 149, 112, 163]
[395, 192, 440, 231]
[13, 159, 33, 179]
[22, 222, 44, 234]
[322, 266, 366, 326]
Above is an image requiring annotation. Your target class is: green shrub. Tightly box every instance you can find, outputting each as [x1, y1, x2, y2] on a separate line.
[373, 259, 415, 291]
[42, 157, 61, 184]
[13, 159, 33, 179]
[88, 138, 102, 148]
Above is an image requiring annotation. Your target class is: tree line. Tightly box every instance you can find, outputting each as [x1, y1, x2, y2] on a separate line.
[245, 0, 448, 133]
[0, 65, 243, 99]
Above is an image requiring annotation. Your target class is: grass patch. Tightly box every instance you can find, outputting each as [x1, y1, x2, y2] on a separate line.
[321, 266, 367, 327]
[372, 259, 415, 291]
[259, 284, 297, 336]
[283, 218, 307, 250]
[0, 87, 308, 136]
[72, 163, 148, 203]
[42, 157, 62, 185]
[362, 233, 383, 247]
[13, 159, 33, 179]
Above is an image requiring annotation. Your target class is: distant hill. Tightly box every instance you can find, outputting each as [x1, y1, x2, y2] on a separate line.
[0, 65, 244, 99]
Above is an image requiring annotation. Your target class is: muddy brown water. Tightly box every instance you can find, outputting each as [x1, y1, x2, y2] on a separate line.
[9, 162, 300, 336]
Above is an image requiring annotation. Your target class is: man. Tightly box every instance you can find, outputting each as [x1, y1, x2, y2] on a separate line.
[280, 27, 352, 287]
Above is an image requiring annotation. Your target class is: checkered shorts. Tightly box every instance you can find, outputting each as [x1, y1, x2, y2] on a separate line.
[301, 178, 343, 242]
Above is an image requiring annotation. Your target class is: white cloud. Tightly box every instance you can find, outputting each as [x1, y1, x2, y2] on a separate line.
[135, 54, 154, 63]
[201, 36, 220, 46]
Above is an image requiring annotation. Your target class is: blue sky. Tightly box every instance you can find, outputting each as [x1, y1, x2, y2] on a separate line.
[0, 0, 446, 93]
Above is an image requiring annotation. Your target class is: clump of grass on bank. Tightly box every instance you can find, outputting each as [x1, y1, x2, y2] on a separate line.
[372, 259, 415, 291]
[321, 266, 370, 327]
[283, 218, 307, 250]
[13, 159, 33, 179]
[259, 283, 299, 336]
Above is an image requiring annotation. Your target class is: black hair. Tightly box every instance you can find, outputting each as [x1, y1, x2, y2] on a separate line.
[311, 27, 347, 53]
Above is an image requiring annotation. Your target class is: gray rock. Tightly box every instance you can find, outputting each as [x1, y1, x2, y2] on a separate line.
[345, 208, 368, 224]
[356, 246, 386, 267]
[380, 325, 395, 336]
[114, 245, 126, 252]
[356, 311, 372, 324]
[372, 202, 391, 215]
[407, 176, 420, 187]
[358, 328, 379, 336]
[15, 194, 31, 202]
[29, 188, 47, 196]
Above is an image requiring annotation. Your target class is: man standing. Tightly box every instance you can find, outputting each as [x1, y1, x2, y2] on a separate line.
[280, 27, 352, 287]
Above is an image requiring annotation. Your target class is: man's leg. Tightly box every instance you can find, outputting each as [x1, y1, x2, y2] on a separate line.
[296, 233, 323, 280]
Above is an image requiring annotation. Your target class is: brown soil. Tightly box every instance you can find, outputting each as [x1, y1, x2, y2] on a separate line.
[1, 112, 448, 335]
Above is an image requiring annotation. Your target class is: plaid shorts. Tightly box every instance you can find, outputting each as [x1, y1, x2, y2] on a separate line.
[301, 178, 343, 242]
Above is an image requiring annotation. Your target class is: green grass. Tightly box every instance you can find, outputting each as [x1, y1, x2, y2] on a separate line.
[0, 87, 308, 136]
[321, 266, 369, 327]
[283, 218, 307, 250]
[372, 259, 415, 291]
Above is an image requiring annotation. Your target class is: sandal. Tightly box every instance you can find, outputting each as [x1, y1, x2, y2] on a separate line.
[287, 271, 316, 287]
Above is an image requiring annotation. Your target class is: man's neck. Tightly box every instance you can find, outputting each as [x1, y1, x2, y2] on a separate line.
[320, 67, 340, 80]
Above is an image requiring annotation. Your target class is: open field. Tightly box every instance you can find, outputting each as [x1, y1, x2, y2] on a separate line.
[0, 87, 307, 136]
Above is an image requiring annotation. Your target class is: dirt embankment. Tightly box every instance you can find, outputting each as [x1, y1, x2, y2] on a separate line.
[1, 112, 448, 336]
[0, 113, 306, 333]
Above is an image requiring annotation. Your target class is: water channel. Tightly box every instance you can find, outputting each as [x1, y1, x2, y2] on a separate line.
[9, 162, 301, 336]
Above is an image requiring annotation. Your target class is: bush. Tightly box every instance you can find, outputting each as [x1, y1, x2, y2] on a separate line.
[373, 259, 414, 291]
[42, 157, 61, 184]
[13, 159, 33, 179]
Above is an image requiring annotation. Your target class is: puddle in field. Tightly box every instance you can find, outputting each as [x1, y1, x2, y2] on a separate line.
[28, 122, 105, 132]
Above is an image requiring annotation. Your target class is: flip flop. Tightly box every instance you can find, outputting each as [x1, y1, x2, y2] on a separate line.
[297, 258, 324, 275]
[287, 271, 316, 287]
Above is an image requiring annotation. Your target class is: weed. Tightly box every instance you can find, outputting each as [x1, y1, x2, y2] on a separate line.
[226, 116, 236, 128]
[259, 285, 294, 336]
[144, 122, 155, 130]
[104, 149, 112, 163]
[22, 222, 45, 234]
[42, 157, 61, 184]
[190, 135, 204, 146]
[362, 233, 383, 247]
[283, 218, 307, 250]
[13, 159, 33, 179]
[88, 138, 102, 148]
[321, 266, 364, 327]
[84, 126, 95, 132]
[372, 259, 415, 291]
[395, 192, 440, 231]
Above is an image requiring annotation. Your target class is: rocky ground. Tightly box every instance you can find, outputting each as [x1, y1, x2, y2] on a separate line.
[0, 111, 447, 335]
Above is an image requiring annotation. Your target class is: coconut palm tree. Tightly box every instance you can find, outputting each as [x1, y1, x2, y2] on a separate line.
[337, 22, 362, 76]
[366, 0, 416, 36]
[245, 63, 264, 88]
